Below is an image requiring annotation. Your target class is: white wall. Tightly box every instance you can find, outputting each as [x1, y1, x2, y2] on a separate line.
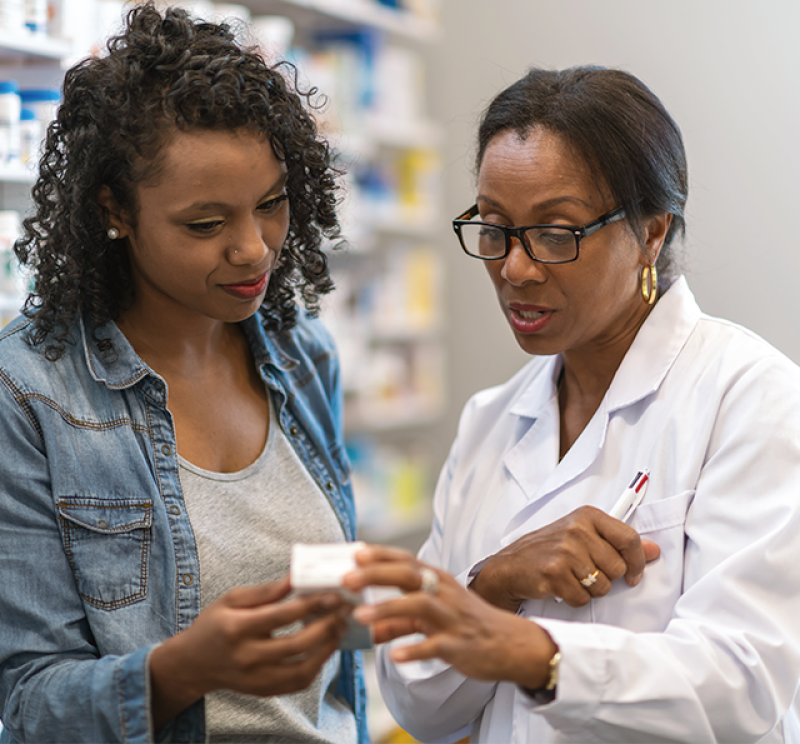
[427, 0, 800, 465]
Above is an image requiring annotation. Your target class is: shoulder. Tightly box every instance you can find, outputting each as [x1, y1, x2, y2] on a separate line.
[687, 312, 800, 384]
[0, 315, 55, 392]
[261, 308, 337, 371]
[281, 308, 337, 361]
[249, 308, 340, 398]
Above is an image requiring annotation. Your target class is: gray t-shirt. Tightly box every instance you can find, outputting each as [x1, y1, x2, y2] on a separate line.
[179, 400, 357, 743]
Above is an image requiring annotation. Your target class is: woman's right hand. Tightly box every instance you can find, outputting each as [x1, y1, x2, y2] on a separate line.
[149, 576, 348, 729]
[470, 505, 661, 611]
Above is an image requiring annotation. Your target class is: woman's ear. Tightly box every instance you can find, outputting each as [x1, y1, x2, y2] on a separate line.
[97, 186, 130, 239]
[641, 212, 672, 266]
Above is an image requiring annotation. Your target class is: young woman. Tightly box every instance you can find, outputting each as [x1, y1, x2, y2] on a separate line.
[0, 5, 365, 742]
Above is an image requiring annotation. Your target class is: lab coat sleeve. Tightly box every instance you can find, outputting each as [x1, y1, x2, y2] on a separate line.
[376, 416, 498, 743]
[528, 357, 800, 742]
[0, 380, 160, 744]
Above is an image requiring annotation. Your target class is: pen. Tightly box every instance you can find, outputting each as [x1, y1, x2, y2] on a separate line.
[608, 469, 650, 523]
[552, 469, 651, 603]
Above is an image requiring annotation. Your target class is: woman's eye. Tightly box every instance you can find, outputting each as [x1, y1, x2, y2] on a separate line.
[187, 219, 223, 233]
[258, 194, 288, 215]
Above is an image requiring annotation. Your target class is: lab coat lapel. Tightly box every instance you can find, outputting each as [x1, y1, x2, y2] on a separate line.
[501, 397, 610, 542]
[502, 357, 562, 503]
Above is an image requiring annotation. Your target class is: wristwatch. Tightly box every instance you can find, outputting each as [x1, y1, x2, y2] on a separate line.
[521, 648, 561, 704]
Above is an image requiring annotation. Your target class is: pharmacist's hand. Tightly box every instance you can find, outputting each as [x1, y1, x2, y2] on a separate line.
[150, 576, 348, 728]
[470, 506, 661, 611]
[345, 546, 557, 688]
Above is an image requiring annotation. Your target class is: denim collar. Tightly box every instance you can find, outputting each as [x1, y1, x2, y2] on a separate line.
[80, 310, 300, 390]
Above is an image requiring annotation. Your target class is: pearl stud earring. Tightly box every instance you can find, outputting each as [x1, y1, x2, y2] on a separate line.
[107, 228, 120, 240]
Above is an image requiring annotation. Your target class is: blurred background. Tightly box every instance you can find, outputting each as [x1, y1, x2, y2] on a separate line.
[0, 0, 798, 740]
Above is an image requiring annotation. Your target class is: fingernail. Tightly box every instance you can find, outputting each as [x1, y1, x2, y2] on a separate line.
[353, 606, 375, 624]
[391, 648, 408, 662]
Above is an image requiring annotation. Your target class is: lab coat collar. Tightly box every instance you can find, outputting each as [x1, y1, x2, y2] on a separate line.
[508, 355, 563, 420]
[502, 276, 701, 510]
[505, 276, 699, 421]
[604, 275, 701, 414]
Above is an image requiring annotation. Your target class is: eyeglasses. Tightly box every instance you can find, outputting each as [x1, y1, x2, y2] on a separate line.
[451, 204, 627, 264]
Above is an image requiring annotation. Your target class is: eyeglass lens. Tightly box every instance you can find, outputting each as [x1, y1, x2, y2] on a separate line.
[459, 222, 578, 262]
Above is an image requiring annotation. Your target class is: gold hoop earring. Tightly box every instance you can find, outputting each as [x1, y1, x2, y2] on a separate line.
[641, 264, 658, 305]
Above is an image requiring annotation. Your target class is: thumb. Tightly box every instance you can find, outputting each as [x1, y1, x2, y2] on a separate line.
[642, 539, 661, 563]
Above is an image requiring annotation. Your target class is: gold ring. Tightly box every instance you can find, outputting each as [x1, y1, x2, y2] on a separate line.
[580, 569, 600, 588]
[419, 567, 439, 594]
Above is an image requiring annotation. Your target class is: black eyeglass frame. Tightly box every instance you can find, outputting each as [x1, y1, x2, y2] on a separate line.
[451, 204, 628, 264]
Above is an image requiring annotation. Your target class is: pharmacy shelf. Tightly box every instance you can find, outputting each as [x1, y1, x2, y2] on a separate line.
[0, 293, 22, 312]
[334, 118, 443, 155]
[0, 32, 72, 61]
[245, 0, 439, 42]
[0, 163, 36, 183]
[347, 402, 442, 432]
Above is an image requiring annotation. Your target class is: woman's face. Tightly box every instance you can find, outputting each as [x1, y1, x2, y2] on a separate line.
[110, 128, 289, 327]
[479, 128, 664, 360]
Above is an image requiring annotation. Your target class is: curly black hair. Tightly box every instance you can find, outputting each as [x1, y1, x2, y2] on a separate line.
[15, 2, 340, 360]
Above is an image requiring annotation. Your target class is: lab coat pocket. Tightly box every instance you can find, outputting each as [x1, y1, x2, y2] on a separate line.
[591, 489, 695, 632]
[57, 496, 153, 610]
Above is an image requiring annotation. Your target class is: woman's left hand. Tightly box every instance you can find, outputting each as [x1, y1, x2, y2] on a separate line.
[344, 545, 557, 689]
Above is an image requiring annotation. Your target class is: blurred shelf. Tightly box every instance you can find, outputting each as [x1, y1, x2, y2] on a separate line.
[332, 118, 443, 155]
[245, 0, 440, 42]
[367, 324, 441, 342]
[0, 32, 72, 61]
[365, 213, 437, 237]
[359, 511, 431, 548]
[346, 401, 442, 432]
[0, 162, 36, 183]
[0, 292, 23, 311]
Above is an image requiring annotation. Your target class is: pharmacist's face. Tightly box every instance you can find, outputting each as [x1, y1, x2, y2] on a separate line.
[112, 128, 289, 325]
[479, 128, 658, 359]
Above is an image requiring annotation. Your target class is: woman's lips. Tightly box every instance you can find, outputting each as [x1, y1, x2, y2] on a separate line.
[508, 303, 554, 334]
[220, 272, 269, 299]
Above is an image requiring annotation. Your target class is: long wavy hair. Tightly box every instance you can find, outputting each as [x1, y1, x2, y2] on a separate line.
[15, 2, 340, 360]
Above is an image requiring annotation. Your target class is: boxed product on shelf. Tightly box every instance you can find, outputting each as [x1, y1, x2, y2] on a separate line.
[0, 80, 20, 165]
[346, 437, 431, 539]
[0, 208, 24, 328]
[322, 243, 443, 414]
[291, 26, 430, 139]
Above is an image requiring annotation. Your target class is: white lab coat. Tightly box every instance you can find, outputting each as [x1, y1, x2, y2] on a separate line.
[377, 277, 800, 743]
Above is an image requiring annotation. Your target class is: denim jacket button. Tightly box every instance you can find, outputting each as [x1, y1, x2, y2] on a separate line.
[289, 426, 298, 437]
[182, 574, 193, 585]
[154, 381, 164, 392]
[170, 505, 181, 516]
[161, 445, 171, 456]
[325, 481, 334, 491]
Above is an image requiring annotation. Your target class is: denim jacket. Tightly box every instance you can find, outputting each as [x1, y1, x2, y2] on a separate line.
[0, 308, 368, 744]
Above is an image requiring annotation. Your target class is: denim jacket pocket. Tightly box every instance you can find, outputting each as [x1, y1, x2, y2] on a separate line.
[56, 497, 153, 610]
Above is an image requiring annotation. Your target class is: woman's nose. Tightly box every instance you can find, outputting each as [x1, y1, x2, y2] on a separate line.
[229, 219, 272, 265]
[500, 236, 547, 285]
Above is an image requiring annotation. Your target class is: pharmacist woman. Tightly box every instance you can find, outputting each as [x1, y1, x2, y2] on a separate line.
[345, 66, 800, 743]
[0, 5, 365, 743]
